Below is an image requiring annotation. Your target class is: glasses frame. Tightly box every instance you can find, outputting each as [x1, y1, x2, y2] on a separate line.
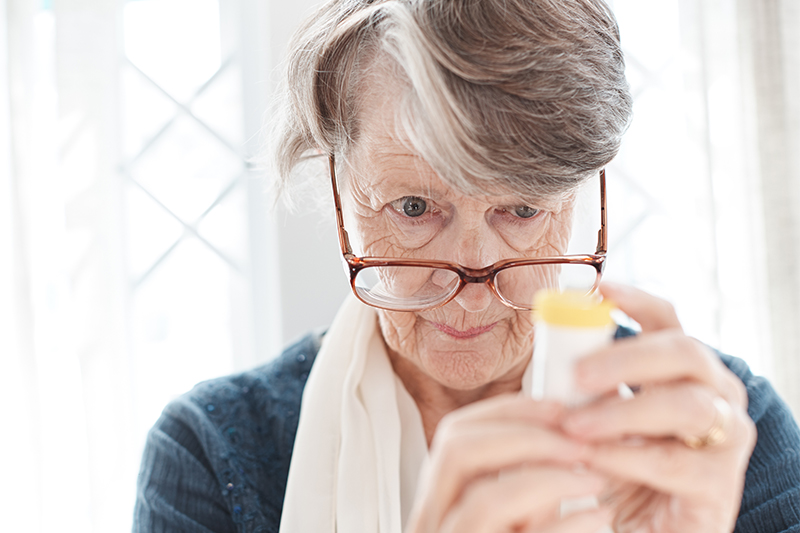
[329, 154, 607, 311]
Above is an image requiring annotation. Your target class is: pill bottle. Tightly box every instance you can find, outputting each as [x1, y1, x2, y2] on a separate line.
[530, 290, 622, 529]
[531, 289, 617, 407]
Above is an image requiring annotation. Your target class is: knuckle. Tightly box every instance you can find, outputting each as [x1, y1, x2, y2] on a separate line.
[728, 376, 749, 409]
[443, 480, 496, 533]
[434, 435, 464, 475]
[460, 478, 495, 512]
[652, 443, 691, 480]
[659, 299, 678, 320]
[736, 410, 757, 452]
[676, 335, 717, 379]
[683, 385, 710, 412]
[435, 414, 456, 441]
[668, 332, 695, 356]
[432, 411, 467, 450]
[677, 385, 716, 434]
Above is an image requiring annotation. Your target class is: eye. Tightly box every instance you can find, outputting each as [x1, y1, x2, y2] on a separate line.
[390, 196, 428, 218]
[512, 205, 540, 219]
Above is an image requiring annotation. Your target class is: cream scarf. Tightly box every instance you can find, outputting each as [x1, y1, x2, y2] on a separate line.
[279, 295, 429, 533]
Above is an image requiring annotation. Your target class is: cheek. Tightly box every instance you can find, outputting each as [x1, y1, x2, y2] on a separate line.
[376, 310, 421, 355]
[511, 309, 536, 341]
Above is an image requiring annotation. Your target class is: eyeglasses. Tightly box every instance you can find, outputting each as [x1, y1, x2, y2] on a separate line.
[329, 154, 607, 312]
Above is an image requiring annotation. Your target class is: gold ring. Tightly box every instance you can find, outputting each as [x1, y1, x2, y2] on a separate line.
[682, 396, 732, 450]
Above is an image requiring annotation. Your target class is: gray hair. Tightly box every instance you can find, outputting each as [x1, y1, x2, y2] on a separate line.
[273, 0, 632, 201]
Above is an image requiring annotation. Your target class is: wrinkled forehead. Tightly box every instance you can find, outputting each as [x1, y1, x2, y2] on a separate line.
[345, 138, 571, 212]
[343, 67, 573, 207]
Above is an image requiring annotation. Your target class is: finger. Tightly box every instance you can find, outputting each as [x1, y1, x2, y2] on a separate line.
[574, 330, 745, 404]
[583, 417, 756, 499]
[440, 467, 607, 533]
[599, 282, 681, 332]
[562, 383, 738, 443]
[442, 394, 566, 427]
[418, 420, 589, 530]
[532, 508, 613, 533]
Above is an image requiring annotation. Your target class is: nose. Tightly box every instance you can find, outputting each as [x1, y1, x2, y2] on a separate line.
[450, 219, 501, 312]
[452, 213, 497, 268]
[453, 281, 495, 312]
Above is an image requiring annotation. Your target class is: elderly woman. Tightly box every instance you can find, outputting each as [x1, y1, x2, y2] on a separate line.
[134, 1, 800, 532]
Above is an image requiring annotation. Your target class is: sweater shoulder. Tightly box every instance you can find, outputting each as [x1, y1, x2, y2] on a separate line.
[717, 354, 800, 532]
[136, 331, 323, 532]
[173, 329, 323, 477]
[180, 330, 322, 427]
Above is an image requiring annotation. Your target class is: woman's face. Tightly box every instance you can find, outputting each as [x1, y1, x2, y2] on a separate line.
[342, 88, 576, 394]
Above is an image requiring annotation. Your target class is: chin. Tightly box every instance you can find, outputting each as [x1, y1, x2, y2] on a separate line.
[378, 309, 531, 392]
[419, 346, 509, 391]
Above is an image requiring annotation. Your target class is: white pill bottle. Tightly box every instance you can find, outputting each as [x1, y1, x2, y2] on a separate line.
[531, 289, 617, 407]
[529, 290, 620, 531]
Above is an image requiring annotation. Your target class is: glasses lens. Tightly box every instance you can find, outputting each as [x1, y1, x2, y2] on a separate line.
[353, 265, 460, 311]
[494, 263, 600, 308]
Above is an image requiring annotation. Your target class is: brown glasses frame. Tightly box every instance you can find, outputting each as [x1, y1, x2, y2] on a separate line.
[329, 154, 607, 311]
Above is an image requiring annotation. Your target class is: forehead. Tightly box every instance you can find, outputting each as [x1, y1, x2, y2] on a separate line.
[347, 144, 568, 213]
[346, 64, 569, 206]
[346, 76, 447, 194]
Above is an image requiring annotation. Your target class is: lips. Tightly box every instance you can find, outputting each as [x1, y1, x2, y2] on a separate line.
[431, 321, 497, 339]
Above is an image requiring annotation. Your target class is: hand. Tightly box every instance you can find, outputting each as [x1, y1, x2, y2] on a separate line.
[561, 282, 757, 533]
[405, 395, 613, 533]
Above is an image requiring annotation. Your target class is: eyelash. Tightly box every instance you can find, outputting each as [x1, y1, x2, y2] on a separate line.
[387, 199, 544, 228]
[498, 206, 543, 221]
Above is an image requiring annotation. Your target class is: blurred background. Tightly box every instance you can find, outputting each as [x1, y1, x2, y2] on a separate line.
[1, 0, 799, 531]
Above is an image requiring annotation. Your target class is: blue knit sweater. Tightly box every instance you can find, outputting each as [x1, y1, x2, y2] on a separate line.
[133, 331, 800, 532]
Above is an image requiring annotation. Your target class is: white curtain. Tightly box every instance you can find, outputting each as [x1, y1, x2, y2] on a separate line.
[606, 0, 800, 416]
[737, 0, 800, 420]
[2, 0, 130, 531]
[1, 1, 798, 532]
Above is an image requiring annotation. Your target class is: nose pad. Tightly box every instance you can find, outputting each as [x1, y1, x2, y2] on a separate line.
[453, 281, 494, 312]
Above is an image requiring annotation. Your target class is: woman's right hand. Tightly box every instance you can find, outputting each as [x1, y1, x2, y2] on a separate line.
[405, 395, 612, 533]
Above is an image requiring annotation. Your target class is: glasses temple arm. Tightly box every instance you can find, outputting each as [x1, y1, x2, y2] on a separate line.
[329, 154, 354, 255]
[596, 168, 608, 255]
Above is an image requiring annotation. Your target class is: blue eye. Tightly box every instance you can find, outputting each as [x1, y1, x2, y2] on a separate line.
[398, 197, 427, 217]
[513, 206, 540, 218]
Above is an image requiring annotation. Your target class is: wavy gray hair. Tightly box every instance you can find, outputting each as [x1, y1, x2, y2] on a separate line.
[273, 0, 632, 200]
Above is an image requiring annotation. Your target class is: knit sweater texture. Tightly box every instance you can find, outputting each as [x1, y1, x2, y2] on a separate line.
[133, 330, 800, 532]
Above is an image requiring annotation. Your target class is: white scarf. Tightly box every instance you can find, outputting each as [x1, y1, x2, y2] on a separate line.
[279, 295, 429, 533]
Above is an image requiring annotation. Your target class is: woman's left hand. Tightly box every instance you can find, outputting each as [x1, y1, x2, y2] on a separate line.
[560, 282, 757, 533]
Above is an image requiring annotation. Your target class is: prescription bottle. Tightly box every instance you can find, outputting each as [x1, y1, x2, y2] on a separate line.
[531, 290, 616, 407]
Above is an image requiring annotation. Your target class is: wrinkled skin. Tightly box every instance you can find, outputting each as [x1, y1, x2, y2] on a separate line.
[342, 88, 575, 436]
[339, 73, 756, 533]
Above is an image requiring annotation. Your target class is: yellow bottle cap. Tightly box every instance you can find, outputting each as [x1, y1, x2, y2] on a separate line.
[534, 289, 615, 328]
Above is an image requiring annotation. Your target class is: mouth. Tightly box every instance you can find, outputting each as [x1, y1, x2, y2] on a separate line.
[431, 321, 498, 339]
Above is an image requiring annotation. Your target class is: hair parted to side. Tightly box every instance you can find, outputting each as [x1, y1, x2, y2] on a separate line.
[273, 0, 632, 201]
